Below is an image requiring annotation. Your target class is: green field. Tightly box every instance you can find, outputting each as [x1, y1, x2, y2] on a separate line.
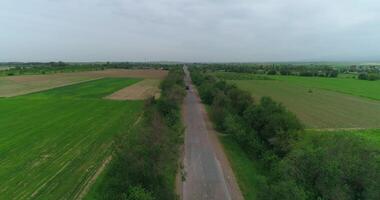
[210, 72, 380, 199]
[217, 73, 380, 128]
[274, 75, 380, 101]
[0, 78, 143, 199]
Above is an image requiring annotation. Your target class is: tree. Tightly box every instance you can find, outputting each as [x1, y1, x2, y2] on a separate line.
[243, 97, 302, 156]
[358, 72, 368, 80]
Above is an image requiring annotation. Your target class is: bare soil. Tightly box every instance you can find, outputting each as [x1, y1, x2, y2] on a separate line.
[105, 79, 161, 100]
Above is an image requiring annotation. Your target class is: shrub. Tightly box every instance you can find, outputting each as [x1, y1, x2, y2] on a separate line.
[280, 133, 380, 200]
[243, 97, 302, 156]
[267, 69, 277, 75]
[358, 72, 368, 80]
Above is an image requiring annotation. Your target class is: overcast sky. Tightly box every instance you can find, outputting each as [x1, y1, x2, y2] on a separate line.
[1, 0, 379, 62]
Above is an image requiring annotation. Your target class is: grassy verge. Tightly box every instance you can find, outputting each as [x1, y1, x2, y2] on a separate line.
[219, 136, 262, 200]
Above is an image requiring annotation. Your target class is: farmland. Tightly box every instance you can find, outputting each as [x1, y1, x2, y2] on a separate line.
[105, 79, 162, 100]
[193, 69, 380, 200]
[0, 78, 144, 199]
[0, 69, 167, 97]
[213, 72, 380, 129]
[230, 79, 380, 128]
[274, 75, 380, 101]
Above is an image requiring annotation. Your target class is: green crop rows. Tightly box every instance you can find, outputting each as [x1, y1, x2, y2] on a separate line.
[0, 78, 143, 199]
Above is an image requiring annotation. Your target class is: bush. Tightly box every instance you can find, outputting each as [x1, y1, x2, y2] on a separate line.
[368, 73, 380, 81]
[124, 186, 155, 200]
[280, 133, 380, 200]
[243, 97, 302, 156]
[267, 69, 277, 75]
[358, 72, 368, 80]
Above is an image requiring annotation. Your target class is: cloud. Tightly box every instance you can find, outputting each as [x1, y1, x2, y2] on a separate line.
[0, 0, 379, 62]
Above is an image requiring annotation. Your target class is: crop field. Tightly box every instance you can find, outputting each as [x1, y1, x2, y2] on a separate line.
[213, 72, 380, 129]
[105, 79, 162, 100]
[0, 69, 167, 97]
[274, 75, 380, 101]
[0, 78, 144, 199]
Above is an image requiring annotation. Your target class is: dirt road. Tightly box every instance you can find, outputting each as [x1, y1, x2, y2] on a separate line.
[182, 66, 243, 200]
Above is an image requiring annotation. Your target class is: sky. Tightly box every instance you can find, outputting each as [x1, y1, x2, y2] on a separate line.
[1, 0, 380, 62]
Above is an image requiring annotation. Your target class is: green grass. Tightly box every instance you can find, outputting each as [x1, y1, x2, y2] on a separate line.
[205, 105, 262, 200]
[229, 79, 380, 129]
[273, 75, 380, 101]
[307, 129, 380, 146]
[220, 136, 265, 200]
[0, 78, 143, 199]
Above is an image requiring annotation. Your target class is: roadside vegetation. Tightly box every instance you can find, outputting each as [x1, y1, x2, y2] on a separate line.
[86, 69, 185, 200]
[190, 68, 380, 200]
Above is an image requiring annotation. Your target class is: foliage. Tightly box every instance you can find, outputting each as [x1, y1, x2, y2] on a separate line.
[190, 68, 380, 200]
[278, 133, 380, 200]
[0, 62, 181, 76]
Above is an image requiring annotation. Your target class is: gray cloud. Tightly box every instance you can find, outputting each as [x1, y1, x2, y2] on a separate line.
[1, 0, 379, 62]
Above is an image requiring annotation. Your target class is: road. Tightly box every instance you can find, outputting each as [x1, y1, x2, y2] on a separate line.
[182, 66, 243, 200]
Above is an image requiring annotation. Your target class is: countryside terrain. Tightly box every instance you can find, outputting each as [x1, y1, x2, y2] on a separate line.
[0, 67, 170, 199]
[0, 62, 379, 200]
[190, 64, 380, 200]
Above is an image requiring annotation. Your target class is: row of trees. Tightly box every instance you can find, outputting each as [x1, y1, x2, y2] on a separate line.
[94, 69, 186, 200]
[191, 63, 340, 78]
[191, 68, 380, 200]
[0, 62, 181, 76]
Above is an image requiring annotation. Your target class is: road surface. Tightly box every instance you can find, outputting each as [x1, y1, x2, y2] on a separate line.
[182, 66, 243, 200]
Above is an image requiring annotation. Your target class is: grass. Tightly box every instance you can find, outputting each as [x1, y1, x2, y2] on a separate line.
[229, 79, 380, 129]
[219, 136, 265, 200]
[0, 78, 143, 199]
[205, 105, 262, 200]
[307, 129, 380, 146]
[273, 75, 380, 101]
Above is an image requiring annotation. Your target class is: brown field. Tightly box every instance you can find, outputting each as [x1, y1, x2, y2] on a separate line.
[105, 79, 162, 100]
[0, 69, 167, 97]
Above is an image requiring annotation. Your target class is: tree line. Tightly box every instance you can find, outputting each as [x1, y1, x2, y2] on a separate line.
[0, 62, 181, 76]
[90, 69, 186, 200]
[190, 68, 380, 200]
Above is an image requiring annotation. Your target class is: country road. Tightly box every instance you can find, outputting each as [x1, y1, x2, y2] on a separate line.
[182, 66, 243, 200]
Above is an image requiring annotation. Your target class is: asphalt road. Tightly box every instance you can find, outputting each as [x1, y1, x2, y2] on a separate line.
[182, 66, 243, 200]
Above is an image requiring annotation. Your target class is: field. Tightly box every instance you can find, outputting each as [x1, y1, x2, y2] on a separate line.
[0, 69, 167, 97]
[105, 79, 162, 100]
[0, 78, 144, 199]
[215, 72, 380, 101]
[231, 79, 380, 128]
[274, 75, 380, 101]
[213, 72, 380, 129]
